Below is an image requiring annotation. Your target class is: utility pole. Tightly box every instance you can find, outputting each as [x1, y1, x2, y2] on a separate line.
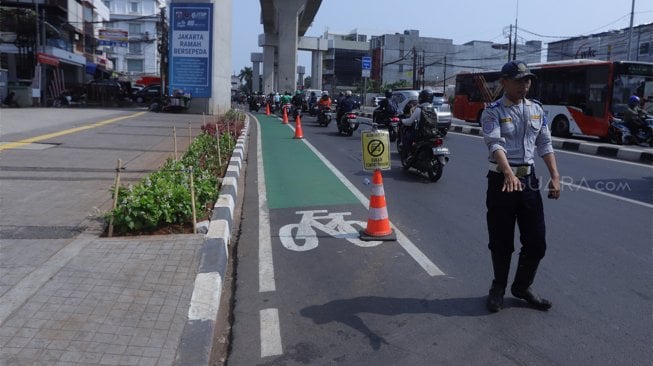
[508, 24, 512, 61]
[412, 46, 417, 90]
[627, 0, 635, 61]
[513, 0, 519, 60]
[442, 55, 446, 92]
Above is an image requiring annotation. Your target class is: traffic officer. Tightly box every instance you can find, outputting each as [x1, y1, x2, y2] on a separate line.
[481, 60, 561, 313]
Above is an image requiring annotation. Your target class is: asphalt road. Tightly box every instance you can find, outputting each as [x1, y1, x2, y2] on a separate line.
[228, 111, 651, 365]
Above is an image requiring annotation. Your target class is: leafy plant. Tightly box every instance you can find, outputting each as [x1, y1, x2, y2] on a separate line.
[106, 110, 245, 235]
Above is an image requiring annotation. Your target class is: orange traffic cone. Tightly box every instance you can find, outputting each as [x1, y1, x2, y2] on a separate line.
[282, 107, 289, 124]
[360, 169, 396, 241]
[293, 114, 304, 139]
[265, 102, 271, 116]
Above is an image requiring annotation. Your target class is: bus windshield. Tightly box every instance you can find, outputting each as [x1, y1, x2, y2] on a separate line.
[611, 62, 653, 116]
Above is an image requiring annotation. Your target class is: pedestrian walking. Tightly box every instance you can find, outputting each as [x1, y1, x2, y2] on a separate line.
[481, 60, 561, 313]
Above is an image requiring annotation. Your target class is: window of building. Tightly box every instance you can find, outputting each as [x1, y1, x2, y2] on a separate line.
[398, 64, 403, 72]
[129, 42, 141, 54]
[130, 2, 138, 13]
[129, 23, 141, 35]
[127, 59, 143, 72]
[639, 42, 650, 56]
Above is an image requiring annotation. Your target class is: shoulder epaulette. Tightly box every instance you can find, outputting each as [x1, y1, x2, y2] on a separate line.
[530, 99, 543, 107]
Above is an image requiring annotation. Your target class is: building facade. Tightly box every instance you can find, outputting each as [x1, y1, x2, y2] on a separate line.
[371, 29, 542, 91]
[0, 0, 110, 106]
[314, 29, 542, 95]
[102, 0, 162, 78]
[547, 23, 652, 63]
[320, 30, 369, 93]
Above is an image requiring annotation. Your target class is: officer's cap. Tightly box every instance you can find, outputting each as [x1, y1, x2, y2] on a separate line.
[501, 60, 536, 80]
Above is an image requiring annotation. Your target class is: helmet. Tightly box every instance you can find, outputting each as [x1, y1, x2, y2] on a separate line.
[295, 90, 302, 95]
[384, 89, 393, 98]
[345, 90, 352, 96]
[418, 88, 434, 104]
[310, 91, 316, 96]
[322, 91, 329, 96]
[285, 90, 290, 95]
[628, 95, 640, 108]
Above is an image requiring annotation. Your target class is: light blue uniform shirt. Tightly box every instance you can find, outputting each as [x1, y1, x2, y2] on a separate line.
[482, 95, 554, 165]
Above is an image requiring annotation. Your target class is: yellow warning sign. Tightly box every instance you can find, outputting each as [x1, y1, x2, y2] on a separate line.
[361, 130, 391, 171]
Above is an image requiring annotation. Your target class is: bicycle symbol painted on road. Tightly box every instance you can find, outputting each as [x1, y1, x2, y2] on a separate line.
[279, 210, 383, 251]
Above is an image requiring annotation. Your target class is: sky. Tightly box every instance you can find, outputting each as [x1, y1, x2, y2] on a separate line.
[231, 0, 653, 76]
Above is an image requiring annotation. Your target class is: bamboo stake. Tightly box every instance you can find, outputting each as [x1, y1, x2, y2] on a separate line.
[202, 113, 206, 128]
[189, 166, 197, 234]
[107, 158, 123, 237]
[188, 121, 192, 147]
[216, 123, 221, 165]
[173, 126, 178, 161]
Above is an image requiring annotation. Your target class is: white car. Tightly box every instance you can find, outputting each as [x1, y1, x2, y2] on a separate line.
[391, 90, 451, 134]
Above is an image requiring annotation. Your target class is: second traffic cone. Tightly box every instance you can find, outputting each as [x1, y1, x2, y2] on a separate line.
[360, 169, 396, 241]
[293, 114, 304, 139]
[265, 102, 271, 116]
[282, 107, 289, 124]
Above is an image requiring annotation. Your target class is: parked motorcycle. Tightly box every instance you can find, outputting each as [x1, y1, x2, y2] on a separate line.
[608, 113, 653, 147]
[337, 112, 359, 136]
[53, 91, 87, 108]
[397, 125, 451, 182]
[317, 107, 333, 127]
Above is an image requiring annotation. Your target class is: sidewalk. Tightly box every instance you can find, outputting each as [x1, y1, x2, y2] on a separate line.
[0, 114, 251, 366]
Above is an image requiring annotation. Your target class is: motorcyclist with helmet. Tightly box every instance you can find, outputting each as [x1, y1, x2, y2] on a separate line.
[375, 90, 398, 122]
[624, 95, 646, 140]
[317, 91, 332, 125]
[336, 90, 355, 124]
[400, 88, 438, 156]
[291, 90, 304, 118]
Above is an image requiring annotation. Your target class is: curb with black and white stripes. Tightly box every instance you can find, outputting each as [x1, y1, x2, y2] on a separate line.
[176, 116, 250, 366]
[355, 112, 651, 164]
[449, 125, 652, 164]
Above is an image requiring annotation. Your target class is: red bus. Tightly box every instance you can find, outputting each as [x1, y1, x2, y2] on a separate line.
[453, 60, 653, 141]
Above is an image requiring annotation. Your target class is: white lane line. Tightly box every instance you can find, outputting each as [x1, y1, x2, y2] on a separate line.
[561, 182, 653, 209]
[296, 133, 445, 277]
[257, 118, 276, 292]
[260, 308, 283, 357]
[456, 132, 652, 167]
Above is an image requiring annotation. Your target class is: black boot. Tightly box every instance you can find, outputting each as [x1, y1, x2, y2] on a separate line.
[486, 252, 511, 312]
[510, 254, 552, 311]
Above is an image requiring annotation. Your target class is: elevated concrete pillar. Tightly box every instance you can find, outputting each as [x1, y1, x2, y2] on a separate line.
[297, 65, 305, 89]
[259, 33, 277, 94]
[251, 52, 263, 93]
[273, 0, 305, 93]
[311, 50, 323, 89]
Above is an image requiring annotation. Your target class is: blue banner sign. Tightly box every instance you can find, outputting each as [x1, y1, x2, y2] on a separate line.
[169, 3, 213, 98]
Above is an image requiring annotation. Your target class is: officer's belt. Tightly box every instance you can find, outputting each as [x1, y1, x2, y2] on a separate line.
[489, 162, 532, 177]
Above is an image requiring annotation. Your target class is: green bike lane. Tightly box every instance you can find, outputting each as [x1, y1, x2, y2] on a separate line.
[228, 113, 454, 365]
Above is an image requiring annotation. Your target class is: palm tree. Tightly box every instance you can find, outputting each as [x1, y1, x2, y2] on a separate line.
[237, 67, 253, 92]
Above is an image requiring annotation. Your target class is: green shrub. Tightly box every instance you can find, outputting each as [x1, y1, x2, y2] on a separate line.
[106, 112, 242, 235]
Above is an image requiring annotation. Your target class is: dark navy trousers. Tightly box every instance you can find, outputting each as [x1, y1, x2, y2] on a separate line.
[486, 170, 547, 260]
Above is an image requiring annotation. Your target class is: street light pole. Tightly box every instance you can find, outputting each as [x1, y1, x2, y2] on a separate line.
[627, 0, 635, 60]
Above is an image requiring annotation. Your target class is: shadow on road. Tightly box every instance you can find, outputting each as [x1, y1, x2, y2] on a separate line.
[300, 295, 488, 350]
